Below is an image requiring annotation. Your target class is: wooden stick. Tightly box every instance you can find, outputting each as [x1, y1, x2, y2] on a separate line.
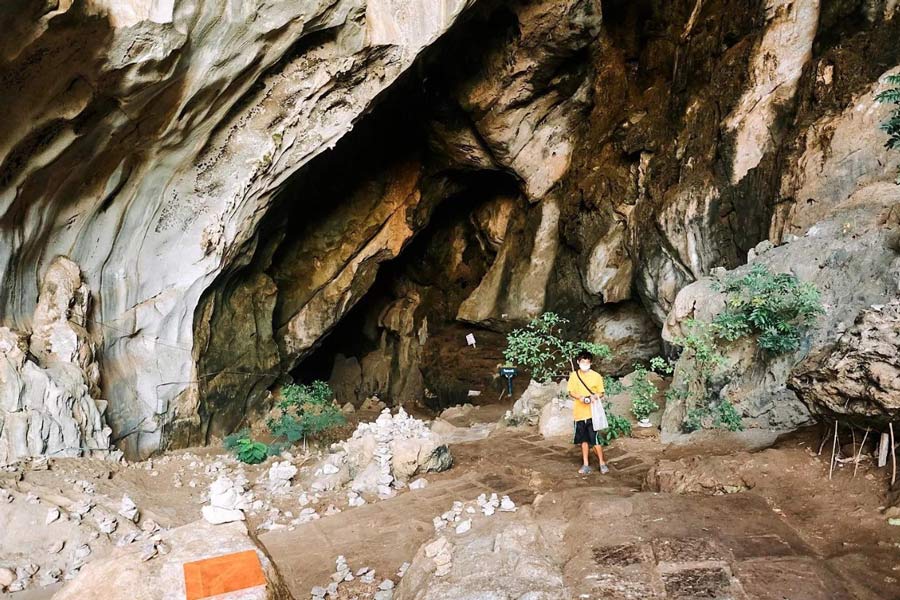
[891, 423, 897, 486]
[854, 427, 870, 478]
[829, 420, 839, 480]
[850, 426, 856, 461]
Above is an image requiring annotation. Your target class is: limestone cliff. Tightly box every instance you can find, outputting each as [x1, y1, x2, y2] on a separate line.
[1, 0, 898, 460]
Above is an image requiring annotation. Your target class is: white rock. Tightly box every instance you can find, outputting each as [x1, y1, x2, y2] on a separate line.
[409, 478, 428, 490]
[500, 496, 517, 512]
[0, 567, 15, 588]
[201, 505, 245, 525]
[119, 494, 139, 522]
[322, 463, 340, 475]
[455, 519, 471, 534]
[379, 579, 395, 590]
[46, 507, 60, 524]
[425, 537, 448, 558]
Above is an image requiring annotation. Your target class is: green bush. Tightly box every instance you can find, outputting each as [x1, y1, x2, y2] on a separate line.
[267, 381, 345, 445]
[224, 430, 270, 464]
[666, 320, 737, 432]
[604, 376, 625, 396]
[649, 356, 674, 375]
[597, 405, 632, 446]
[683, 399, 743, 433]
[711, 264, 824, 355]
[629, 364, 659, 422]
[876, 73, 900, 183]
[503, 312, 611, 383]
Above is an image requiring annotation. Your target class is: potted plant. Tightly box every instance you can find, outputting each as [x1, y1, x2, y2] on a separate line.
[629, 364, 658, 428]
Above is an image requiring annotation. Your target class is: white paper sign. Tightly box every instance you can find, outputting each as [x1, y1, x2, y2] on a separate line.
[465, 333, 476, 346]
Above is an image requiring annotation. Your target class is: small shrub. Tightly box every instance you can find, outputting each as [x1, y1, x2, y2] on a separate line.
[649, 356, 674, 375]
[876, 73, 900, 183]
[224, 429, 270, 464]
[267, 381, 346, 445]
[711, 264, 824, 356]
[504, 312, 611, 383]
[716, 399, 743, 432]
[597, 405, 632, 446]
[604, 376, 625, 396]
[629, 364, 659, 422]
[682, 399, 743, 433]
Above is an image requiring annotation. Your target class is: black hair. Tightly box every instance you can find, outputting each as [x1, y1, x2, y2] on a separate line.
[575, 350, 593, 362]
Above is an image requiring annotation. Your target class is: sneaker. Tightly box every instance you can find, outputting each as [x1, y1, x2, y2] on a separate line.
[578, 465, 592, 475]
[599, 463, 610, 474]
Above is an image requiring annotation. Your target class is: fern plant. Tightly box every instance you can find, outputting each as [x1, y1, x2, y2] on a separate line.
[876, 73, 900, 182]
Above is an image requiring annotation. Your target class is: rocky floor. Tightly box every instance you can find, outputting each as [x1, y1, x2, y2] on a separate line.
[2, 414, 899, 599]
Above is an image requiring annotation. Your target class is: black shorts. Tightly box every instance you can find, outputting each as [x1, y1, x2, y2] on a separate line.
[573, 419, 597, 446]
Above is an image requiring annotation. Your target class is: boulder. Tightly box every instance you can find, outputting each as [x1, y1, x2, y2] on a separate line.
[588, 301, 663, 376]
[52, 520, 292, 600]
[661, 188, 900, 433]
[791, 299, 900, 421]
[510, 379, 566, 423]
[538, 400, 574, 439]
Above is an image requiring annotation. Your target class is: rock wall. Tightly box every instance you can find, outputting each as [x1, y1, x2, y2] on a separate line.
[0, 0, 477, 457]
[2, 0, 899, 457]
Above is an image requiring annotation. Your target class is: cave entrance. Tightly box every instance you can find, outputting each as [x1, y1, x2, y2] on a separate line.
[290, 170, 522, 413]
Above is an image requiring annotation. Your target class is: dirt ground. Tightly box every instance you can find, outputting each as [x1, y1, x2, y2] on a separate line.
[2, 410, 900, 599]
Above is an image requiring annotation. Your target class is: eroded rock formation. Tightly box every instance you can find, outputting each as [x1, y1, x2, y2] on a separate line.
[2, 0, 899, 458]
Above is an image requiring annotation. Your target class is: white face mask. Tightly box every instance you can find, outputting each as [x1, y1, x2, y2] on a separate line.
[578, 362, 591, 372]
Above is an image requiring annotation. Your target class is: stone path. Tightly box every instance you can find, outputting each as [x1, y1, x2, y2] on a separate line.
[260, 429, 652, 597]
[260, 429, 877, 599]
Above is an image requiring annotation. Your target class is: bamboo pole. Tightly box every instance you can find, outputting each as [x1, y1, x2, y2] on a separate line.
[829, 421, 839, 480]
[854, 427, 870, 479]
[890, 423, 896, 486]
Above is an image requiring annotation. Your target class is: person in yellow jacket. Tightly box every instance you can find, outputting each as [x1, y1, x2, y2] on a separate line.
[567, 350, 609, 475]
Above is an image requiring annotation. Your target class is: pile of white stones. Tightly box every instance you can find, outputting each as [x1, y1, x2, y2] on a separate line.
[423, 492, 517, 578]
[432, 492, 516, 533]
[201, 475, 254, 525]
[310, 555, 406, 600]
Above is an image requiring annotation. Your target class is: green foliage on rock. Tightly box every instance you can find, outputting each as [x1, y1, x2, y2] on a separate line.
[876, 73, 900, 182]
[604, 375, 625, 396]
[596, 405, 632, 446]
[629, 364, 659, 422]
[711, 264, 824, 356]
[683, 399, 743, 433]
[224, 429, 271, 464]
[268, 381, 346, 443]
[666, 320, 742, 433]
[503, 312, 611, 383]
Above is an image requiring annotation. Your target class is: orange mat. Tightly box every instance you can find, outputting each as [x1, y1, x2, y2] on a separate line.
[183, 549, 266, 600]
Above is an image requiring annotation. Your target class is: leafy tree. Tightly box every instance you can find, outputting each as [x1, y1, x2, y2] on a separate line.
[876, 73, 900, 183]
[503, 312, 611, 383]
[711, 264, 824, 355]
